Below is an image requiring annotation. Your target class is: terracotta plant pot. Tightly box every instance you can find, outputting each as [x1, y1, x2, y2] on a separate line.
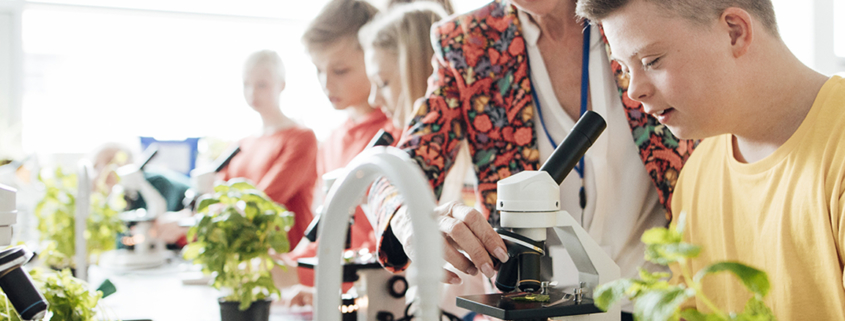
[218, 298, 271, 321]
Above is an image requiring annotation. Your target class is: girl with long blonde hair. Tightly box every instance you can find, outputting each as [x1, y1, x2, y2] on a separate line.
[360, 3, 480, 317]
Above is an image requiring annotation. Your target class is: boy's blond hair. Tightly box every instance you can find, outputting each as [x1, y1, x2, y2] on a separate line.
[386, 0, 455, 15]
[359, 2, 446, 125]
[244, 50, 285, 83]
[576, 0, 779, 37]
[302, 0, 379, 53]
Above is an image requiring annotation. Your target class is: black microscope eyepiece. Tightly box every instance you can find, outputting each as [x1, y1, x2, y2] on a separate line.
[0, 246, 48, 320]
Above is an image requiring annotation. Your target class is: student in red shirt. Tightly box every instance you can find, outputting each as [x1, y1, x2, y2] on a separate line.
[217, 50, 318, 250]
[152, 50, 318, 254]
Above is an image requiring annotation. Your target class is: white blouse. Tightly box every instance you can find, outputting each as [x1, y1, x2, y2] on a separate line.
[518, 10, 669, 297]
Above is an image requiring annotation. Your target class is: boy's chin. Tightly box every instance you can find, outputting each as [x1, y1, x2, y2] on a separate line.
[664, 125, 706, 141]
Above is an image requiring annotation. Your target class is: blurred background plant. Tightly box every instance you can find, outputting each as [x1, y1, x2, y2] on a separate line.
[34, 167, 126, 269]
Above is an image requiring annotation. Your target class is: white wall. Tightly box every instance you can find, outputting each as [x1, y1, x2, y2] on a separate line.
[0, 1, 23, 160]
[773, 0, 845, 75]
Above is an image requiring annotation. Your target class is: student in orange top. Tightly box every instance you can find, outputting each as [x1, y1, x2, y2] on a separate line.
[307, 0, 396, 180]
[279, 0, 394, 307]
[217, 50, 318, 250]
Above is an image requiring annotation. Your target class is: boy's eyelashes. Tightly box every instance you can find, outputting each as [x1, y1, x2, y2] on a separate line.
[643, 56, 662, 70]
[333, 68, 351, 75]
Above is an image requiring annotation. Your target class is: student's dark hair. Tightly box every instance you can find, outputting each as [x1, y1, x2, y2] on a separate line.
[575, 0, 779, 37]
[302, 0, 379, 52]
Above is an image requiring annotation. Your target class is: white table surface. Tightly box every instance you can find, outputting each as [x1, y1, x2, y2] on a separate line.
[87, 254, 313, 321]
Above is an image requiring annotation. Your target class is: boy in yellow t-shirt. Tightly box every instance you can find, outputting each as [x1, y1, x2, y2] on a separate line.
[576, 0, 845, 319]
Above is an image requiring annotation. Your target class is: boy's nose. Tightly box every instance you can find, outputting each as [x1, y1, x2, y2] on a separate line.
[627, 72, 653, 103]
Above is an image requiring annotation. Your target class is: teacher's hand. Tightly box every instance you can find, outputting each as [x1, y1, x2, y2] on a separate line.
[434, 202, 510, 284]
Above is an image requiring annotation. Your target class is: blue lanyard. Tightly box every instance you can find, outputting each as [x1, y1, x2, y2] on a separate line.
[528, 23, 591, 210]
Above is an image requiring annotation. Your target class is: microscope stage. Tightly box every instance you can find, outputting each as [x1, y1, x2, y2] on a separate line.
[457, 289, 603, 320]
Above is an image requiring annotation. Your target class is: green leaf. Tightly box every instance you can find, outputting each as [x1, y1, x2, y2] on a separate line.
[645, 243, 701, 265]
[633, 287, 694, 321]
[694, 262, 770, 297]
[594, 279, 633, 311]
[642, 228, 681, 245]
[732, 296, 776, 321]
[197, 197, 220, 213]
[228, 179, 256, 191]
[639, 268, 671, 283]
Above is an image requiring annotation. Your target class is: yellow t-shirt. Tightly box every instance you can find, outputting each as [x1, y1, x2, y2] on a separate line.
[672, 76, 845, 320]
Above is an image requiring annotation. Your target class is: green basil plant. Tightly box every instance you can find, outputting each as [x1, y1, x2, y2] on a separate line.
[183, 179, 294, 311]
[594, 212, 776, 321]
[35, 167, 126, 269]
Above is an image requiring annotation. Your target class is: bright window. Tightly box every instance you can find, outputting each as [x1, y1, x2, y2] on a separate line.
[21, 3, 345, 155]
[836, 0, 845, 57]
[20, 0, 494, 155]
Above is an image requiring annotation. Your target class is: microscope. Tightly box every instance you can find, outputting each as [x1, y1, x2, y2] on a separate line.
[0, 183, 49, 320]
[301, 130, 413, 321]
[457, 111, 621, 321]
[99, 147, 169, 270]
[187, 144, 241, 199]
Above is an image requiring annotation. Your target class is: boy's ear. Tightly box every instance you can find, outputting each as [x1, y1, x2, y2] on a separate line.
[721, 7, 754, 58]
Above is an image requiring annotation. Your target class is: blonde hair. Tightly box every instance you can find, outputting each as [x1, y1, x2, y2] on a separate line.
[244, 50, 286, 83]
[302, 0, 379, 53]
[359, 2, 446, 126]
[386, 0, 455, 15]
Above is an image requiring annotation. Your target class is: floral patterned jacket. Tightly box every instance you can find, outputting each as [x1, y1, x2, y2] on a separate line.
[369, 0, 697, 271]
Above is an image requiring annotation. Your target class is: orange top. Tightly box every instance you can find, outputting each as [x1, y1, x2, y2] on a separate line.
[317, 109, 400, 177]
[317, 109, 399, 252]
[219, 126, 318, 250]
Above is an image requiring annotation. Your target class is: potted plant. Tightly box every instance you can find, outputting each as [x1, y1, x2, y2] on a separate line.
[594, 212, 776, 321]
[183, 179, 293, 321]
[34, 167, 126, 271]
[0, 267, 113, 321]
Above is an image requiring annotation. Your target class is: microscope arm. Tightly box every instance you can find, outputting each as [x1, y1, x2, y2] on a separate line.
[314, 146, 442, 321]
[552, 210, 620, 300]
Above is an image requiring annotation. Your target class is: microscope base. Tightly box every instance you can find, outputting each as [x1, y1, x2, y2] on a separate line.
[99, 249, 166, 271]
[457, 290, 603, 321]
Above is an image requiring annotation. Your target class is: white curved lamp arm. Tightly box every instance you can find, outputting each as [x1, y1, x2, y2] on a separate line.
[314, 147, 443, 321]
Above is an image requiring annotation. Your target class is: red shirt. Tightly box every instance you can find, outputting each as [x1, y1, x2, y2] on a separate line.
[219, 126, 318, 250]
[289, 109, 398, 287]
[317, 109, 399, 252]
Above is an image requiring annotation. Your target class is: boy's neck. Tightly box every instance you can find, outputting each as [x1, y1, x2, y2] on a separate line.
[730, 45, 828, 163]
[346, 103, 375, 123]
[260, 108, 294, 134]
